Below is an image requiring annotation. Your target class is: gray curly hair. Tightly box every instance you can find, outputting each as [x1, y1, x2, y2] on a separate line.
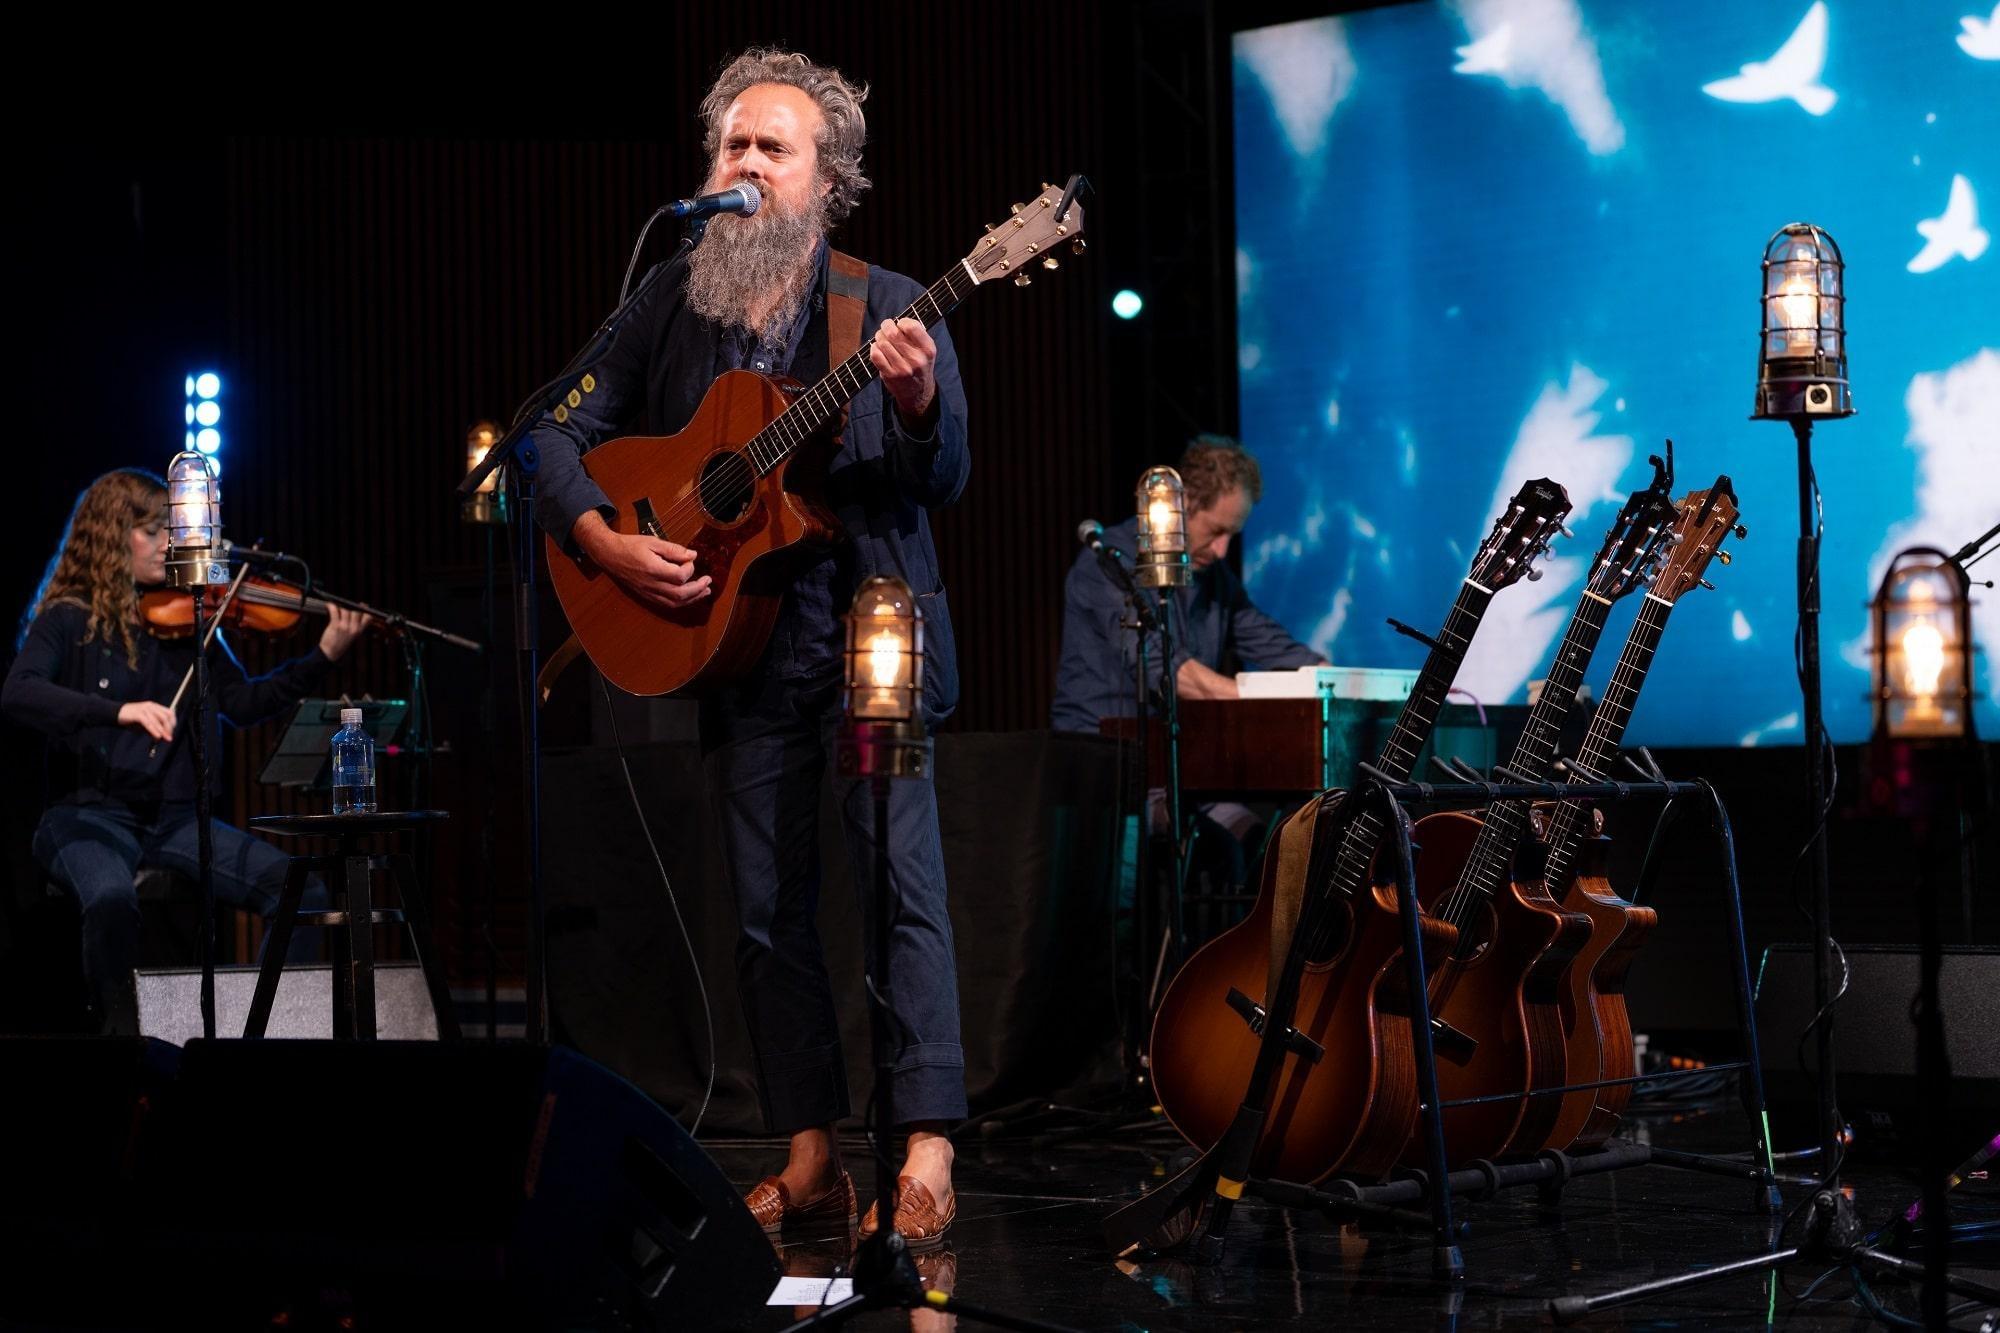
[700, 48, 871, 226]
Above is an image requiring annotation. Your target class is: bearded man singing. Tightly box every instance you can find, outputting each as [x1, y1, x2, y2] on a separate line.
[530, 48, 970, 1252]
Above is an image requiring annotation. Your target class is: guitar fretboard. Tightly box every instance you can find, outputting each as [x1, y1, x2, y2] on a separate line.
[1323, 580, 1494, 900]
[743, 263, 978, 476]
[1435, 588, 1616, 929]
[1540, 592, 1676, 892]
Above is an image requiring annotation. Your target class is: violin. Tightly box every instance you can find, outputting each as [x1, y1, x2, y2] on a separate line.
[142, 576, 360, 639]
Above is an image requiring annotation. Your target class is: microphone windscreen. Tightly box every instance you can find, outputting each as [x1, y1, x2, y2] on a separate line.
[735, 182, 762, 216]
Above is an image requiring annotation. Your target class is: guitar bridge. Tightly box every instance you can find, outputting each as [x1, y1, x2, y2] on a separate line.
[1225, 988, 1325, 1064]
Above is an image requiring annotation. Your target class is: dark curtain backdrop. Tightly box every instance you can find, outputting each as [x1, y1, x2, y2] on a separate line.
[8, 5, 1197, 994]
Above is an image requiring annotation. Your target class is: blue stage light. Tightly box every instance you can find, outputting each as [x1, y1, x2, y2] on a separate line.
[194, 373, 221, 400]
[196, 429, 221, 454]
[194, 400, 220, 427]
[1112, 289, 1144, 320]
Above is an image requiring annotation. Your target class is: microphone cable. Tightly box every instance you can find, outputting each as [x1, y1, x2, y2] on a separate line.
[597, 674, 717, 1138]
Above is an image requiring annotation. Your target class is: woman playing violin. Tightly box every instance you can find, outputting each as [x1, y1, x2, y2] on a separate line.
[2, 468, 366, 1034]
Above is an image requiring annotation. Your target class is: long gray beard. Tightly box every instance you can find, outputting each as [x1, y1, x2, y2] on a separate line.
[683, 193, 827, 340]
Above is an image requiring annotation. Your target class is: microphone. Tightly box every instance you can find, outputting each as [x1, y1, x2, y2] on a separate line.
[1076, 519, 1125, 559]
[664, 182, 761, 220]
[224, 540, 302, 568]
[1078, 518, 1145, 602]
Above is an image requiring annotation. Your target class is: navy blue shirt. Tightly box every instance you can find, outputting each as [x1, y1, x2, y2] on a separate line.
[4, 600, 330, 811]
[529, 240, 969, 715]
[1050, 516, 1324, 732]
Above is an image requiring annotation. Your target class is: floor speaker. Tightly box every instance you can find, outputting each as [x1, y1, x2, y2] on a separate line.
[1756, 943, 2000, 1157]
[0, 1038, 778, 1330]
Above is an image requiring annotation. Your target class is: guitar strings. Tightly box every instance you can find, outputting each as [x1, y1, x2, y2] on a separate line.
[605, 268, 967, 550]
[1543, 595, 1673, 889]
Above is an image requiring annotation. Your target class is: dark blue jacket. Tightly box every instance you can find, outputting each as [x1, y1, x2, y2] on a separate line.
[1051, 516, 1323, 732]
[529, 245, 970, 719]
[4, 600, 329, 810]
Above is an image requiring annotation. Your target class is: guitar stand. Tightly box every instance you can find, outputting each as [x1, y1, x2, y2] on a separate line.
[1103, 772, 1783, 1288]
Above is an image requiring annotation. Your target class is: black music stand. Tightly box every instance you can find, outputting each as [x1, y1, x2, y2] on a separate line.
[259, 699, 408, 789]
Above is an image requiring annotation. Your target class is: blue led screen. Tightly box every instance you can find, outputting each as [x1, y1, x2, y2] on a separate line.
[1233, 1, 1998, 745]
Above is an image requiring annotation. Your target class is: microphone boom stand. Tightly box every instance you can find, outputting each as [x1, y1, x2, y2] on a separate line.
[456, 227, 701, 1046]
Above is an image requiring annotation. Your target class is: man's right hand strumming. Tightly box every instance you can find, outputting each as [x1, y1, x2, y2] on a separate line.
[571, 511, 714, 612]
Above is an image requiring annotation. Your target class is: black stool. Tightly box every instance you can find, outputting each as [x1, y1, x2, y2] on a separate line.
[244, 811, 460, 1041]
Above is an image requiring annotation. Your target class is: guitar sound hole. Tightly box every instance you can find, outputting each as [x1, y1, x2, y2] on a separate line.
[697, 452, 754, 524]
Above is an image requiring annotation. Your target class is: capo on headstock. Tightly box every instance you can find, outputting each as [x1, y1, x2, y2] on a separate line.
[1648, 439, 1674, 492]
[1054, 173, 1090, 226]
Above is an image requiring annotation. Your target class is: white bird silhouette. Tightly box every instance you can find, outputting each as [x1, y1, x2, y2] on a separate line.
[1455, 24, 1512, 75]
[1908, 174, 1990, 274]
[1960, 4, 2000, 59]
[1703, 2, 1837, 116]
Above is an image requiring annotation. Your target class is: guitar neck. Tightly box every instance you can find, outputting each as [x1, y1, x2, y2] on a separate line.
[1327, 579, 1494, 897]
[1437, 588, 1615, 923]
[1541, 592, 1676, 890]
[745, 262, 977, 477]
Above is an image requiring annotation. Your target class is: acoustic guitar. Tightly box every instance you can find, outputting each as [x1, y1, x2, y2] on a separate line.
[1148, 478, 1571, 1184]
[546, 182, 1086, 697]
[1399, 457, 1680, 1166]
[1539, 478, 1744, 1151]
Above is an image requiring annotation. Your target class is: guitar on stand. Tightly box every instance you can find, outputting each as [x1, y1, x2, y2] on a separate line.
[545, 180, 1087, 696]
[1145, 477, 1572, 1188]
[1397, 453, 1681, 1166]
[1537, 478, 1746, 1152]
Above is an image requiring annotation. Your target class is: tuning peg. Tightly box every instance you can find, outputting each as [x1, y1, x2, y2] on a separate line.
[984, 222, 995, 233]
[1010, 202, 1023, 215]
[1699, 578, 1716, 591]
[1526, 567, 1544, 582]
[1715, 549, 1732, 565]
[1734, 523, 1748, 539]
[1041, 256, 1059, 271]
[1014, 272, 1032, 287]
[1070, 238, 1087, 255]
[1558, 524, 1576, 539]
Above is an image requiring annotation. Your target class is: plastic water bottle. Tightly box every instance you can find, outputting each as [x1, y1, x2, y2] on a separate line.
[331, 707, 377, 814]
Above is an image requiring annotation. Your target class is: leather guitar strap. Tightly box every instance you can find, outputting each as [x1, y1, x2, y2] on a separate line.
[1265, 797, 1320, 995]
[540, 251, 871, 705]
[826, 247, 869, 377]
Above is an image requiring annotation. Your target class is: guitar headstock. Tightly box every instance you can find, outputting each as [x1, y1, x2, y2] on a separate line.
[1468, 477, 1573, 592]
[964, 178, 1087, 289]
[1585, 450, 1681, 602]
[1651, 477, 1746, 602]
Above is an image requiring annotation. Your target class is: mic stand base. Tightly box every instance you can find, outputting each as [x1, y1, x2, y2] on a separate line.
[1549, 1188, 2000, 1323]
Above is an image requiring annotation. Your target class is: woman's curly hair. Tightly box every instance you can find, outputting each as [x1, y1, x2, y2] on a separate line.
[20, 469, 166, 666]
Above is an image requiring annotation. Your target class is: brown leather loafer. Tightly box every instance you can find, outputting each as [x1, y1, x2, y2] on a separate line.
[745, 1170, 859, 1236]
[856, 1176, 956, 1254]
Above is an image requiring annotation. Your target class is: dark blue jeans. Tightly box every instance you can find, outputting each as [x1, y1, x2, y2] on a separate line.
[33, 801, 327, 1023]
[701, 673, 967, 1135]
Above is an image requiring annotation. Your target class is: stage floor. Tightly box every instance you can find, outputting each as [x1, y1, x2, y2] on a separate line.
[711, 1100, 2000, 1331]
